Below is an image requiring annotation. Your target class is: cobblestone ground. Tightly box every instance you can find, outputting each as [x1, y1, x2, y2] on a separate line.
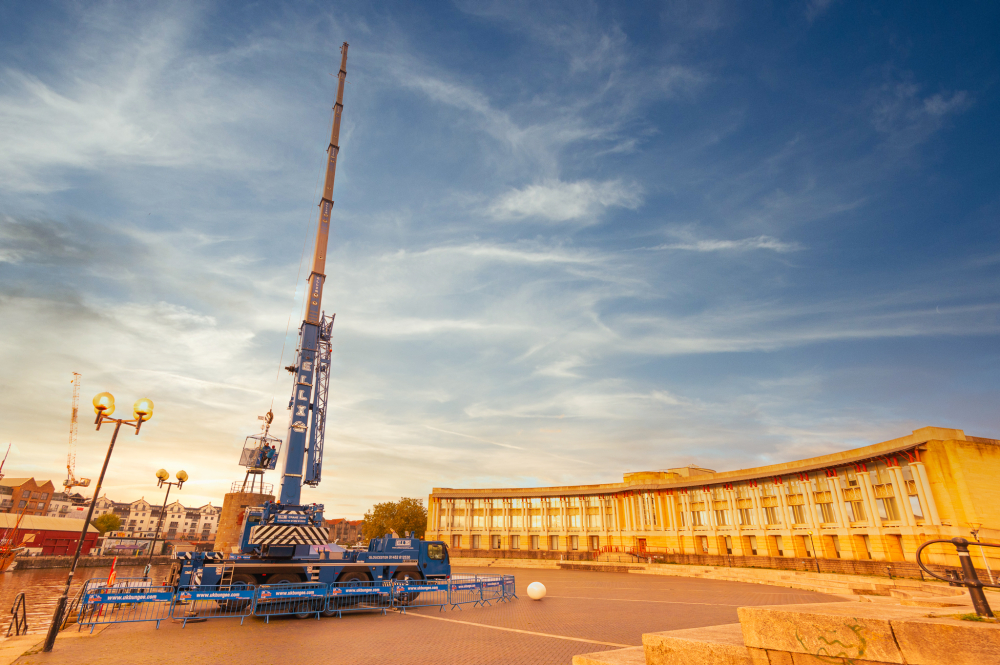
[15, 566, 840, 665]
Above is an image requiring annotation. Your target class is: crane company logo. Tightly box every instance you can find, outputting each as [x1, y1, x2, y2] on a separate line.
[330, 588, 342, 595]
[259, 590, 272, 599]
[179, 591, 193, 602]
[393, 540, 412, 548]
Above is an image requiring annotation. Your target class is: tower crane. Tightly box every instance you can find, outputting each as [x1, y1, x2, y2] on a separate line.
[64, 373, 91, 490]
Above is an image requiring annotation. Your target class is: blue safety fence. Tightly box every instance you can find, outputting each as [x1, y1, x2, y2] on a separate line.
[78, 586, 175, 631]
[253, 583, 328, 622]
[392, 579, 449, 613]
[326, 580, 393, 616]
[73, 574, 517, 629]
[502, 575, 517, 600]
[172, 585, 257, 627]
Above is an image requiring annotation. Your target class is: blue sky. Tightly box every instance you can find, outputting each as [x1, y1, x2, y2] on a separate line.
[1, 1, 998, 517]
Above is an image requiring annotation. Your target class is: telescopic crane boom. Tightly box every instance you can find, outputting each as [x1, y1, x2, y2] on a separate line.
[279, 41, 348, 506]
[64, 372, 91, 490]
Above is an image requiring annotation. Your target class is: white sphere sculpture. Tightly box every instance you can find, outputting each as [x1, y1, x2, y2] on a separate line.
[527, 581, 547, 600]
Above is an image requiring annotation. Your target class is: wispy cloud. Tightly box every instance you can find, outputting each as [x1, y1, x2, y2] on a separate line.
[646, 234, 803, 253]
[489, 179, 643, 222]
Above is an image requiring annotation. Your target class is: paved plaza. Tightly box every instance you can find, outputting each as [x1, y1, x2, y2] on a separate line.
[15, 567, 840, 665]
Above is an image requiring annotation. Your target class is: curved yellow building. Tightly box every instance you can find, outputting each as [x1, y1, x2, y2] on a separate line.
[427, 427, 999, 570]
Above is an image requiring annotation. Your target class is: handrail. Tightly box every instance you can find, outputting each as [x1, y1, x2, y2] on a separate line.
[7, 592, 27, 637]
[916, 537, 1000, 618]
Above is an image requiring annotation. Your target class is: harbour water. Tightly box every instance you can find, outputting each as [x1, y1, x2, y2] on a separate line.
[0, 563, 173, 635]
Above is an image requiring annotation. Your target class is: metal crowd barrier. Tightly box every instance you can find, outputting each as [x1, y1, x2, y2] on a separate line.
[78, 587, 175, 631]
[253, 583, 328, 622]
[74, 574, 518, 629]
[392, 579, 449, 613]
[327, 580, 393, 616]
[174, 585, 257, 627]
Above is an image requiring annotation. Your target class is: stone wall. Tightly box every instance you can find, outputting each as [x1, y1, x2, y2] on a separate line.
[214, 491, 274, 554]
[14, 555, 173, 569]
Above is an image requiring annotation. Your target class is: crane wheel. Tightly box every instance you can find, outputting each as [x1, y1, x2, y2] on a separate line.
[331, 572, 374, 610]
[392, 570, 423, 605]
[218, 573, 256, 611]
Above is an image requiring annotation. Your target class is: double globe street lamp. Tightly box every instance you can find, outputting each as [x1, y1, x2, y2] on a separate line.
[43, 392, 153, 653]
[146, 468, 188, 566]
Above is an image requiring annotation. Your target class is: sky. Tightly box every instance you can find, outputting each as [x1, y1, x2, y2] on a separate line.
[1, 1, 998, 518]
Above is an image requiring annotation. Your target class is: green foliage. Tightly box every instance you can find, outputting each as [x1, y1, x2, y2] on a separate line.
[954, 612, 1000, 622]
[361, 498, 427, 543]
[91, 513, 121, 534]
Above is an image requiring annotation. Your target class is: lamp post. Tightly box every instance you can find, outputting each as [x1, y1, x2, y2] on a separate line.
[969, 523, 995, 585]
[146, 469, 188, 567]
[43, 392, 153, 653]
[808, 531, 820, 573]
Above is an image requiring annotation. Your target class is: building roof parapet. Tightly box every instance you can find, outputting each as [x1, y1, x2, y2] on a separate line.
[430, 426, 984, 499]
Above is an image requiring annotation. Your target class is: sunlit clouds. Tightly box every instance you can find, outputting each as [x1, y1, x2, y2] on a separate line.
[1, 2, 998, 517]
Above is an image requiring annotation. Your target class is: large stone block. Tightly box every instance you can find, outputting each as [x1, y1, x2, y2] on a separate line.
[737, 602, 928, 664]
[890, 615, 1000, 665]
[572, 647, 646, 665]
[642, 623, 751, 665]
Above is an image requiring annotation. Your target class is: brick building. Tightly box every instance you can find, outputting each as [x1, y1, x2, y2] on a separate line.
[0, 478, 56, 516]
[327, 518, 364, 545]
[427, 427, 1000, 570]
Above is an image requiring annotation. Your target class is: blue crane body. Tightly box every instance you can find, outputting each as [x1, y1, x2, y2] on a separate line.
[170, 41, 451, 595]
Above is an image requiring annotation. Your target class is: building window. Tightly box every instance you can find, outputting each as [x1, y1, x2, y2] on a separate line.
[789, 505, 805, 524]
[749, 535, 758, 555]
[845, 501, 865, 522]
[738, 509, 753, 525]
[569, 514, 580, 528]
[491, 535, 501, 549]
[491, 515, 503, 529]
[41, 493, 49, 500]
[571, 535, 579, 550]
[724, 536, 733, 555]
[714, 510, 729, 526]
[909, 495, 923, 519]
[861, 534, 873, 559]
[816, 503, 835, 523]
[531, 535, 540, 550]
[831, 535, 841, 558]
[452, 535, 461, 548]
[531, 515, 542, 529]
[764, 507, 781, 525]
[773, 535, 784, 557]
[698, 536, 708, 553]
[876, 497, 900, 521]
[590, 536, 599, 550]
[471, 535, 480, 549]
[549, 535, 559, 550]
[547, 515, 562, 529]
[511, 535, 520, 550]
[587, 514, 600, 528]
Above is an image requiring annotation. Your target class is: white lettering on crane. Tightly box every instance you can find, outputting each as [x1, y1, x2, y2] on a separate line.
[302, 361, 313, 372]
[296, 406, 307, 417]
[298, 390, 308, 401]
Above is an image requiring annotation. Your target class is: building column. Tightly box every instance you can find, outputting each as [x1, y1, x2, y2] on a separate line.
[828, 476, 847, 527]
[888, 466, 916, 526]
[911, 462, 941, 526]
[858, 471, 879, 527]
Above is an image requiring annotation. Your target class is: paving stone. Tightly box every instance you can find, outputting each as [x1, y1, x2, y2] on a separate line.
[642, 623, 750, 665]
[890, 615, 1000, 665]
[572, 647, 645, 665]
[737, 602, 931, 664]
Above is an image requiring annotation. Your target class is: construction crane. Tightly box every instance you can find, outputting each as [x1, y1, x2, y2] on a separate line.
[64, 372, 91, 490]
[170, 43, 451, 595]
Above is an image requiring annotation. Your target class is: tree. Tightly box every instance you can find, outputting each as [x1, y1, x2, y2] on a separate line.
[362, 498, 427, 543]
[91, 513, 121, 534]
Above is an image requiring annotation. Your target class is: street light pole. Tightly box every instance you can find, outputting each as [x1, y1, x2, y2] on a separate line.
[146, 469, 187, 567]
[42, 392, 153, 654]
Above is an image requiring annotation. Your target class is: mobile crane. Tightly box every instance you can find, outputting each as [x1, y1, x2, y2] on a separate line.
[170, 43, 451, 599]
